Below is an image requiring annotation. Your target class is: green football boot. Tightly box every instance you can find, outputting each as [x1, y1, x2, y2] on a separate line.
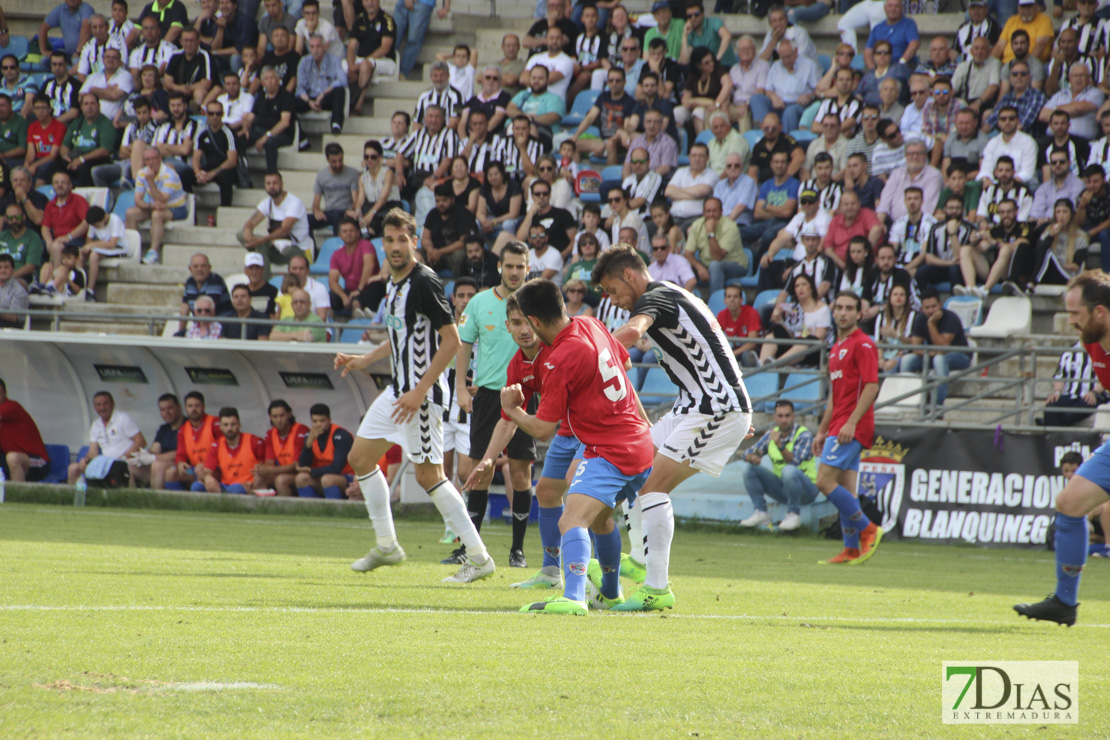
[610, 584, 675, 611]
[519, 595, 588, 615]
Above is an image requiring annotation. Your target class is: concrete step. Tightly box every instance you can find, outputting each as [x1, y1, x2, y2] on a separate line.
[56, 320, 154, 335]
[217, 206, 263, 226]
[101, 264, 181, 285]
[300, 115, 394, 137]
[163, 244, 248, 272]
[104, 282, 183, 308]
[245, 151, 359, 175]
[62, 301, 174, 317]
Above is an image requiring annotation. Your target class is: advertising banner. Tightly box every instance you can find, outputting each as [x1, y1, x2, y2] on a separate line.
[861, 428, 1101, 548]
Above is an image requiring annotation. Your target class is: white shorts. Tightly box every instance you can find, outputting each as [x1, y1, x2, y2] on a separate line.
[650, 409, 752, 478]
[341, 56, 398, 80]
[357, 385, 444, 464]
[444, 418, 470, 456]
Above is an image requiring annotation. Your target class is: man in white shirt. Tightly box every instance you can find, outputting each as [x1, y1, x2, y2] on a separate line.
[977, 104, 1038, 185]
[79, 47, 132, 121]
[621, 147, 663, 216]
[67, 391, 146, 483]
[287, 252, 330, 320]
[524, 26, 575, 101]
[663, 142, 720, 228]
[899, 75, 932, 146]
[239, 171, 314, 278]
[647, 233, 696, 290]
[216, 71, 254, 134]
[525, 220, 565, 286]
[762, 187, 831, 267]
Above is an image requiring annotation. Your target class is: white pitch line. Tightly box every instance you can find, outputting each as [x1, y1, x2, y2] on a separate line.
[1, 604, 1105, 628]
[157, 682, 281, 691]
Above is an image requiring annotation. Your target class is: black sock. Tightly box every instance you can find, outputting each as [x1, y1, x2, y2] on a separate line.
[511, 488, 533, 552]
[467, 489, 488, 533]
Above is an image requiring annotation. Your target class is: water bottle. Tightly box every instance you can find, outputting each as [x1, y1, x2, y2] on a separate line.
[0, 466, 5, 504]
[74, 475, 87, 507]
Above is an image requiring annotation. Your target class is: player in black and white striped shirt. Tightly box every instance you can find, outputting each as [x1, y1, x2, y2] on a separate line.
[414, 61, 464, 128]
[594, 243, 752, 611]
[338, 208, 495, 584]
[1044, 341, 1108, 427]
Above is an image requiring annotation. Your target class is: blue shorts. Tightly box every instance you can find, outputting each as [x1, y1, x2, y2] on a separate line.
[1077, 442, 1110, 492]
[190, 481, 249, 494]
[820, 437, 863, 472]
[541, 434, 585, 480]
[567, 455, 651, 509]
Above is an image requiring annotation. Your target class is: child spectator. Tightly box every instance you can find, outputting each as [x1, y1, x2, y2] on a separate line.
[276, 273, 301, 319]
[437, 44, 477, 102]
[36, 243, 86, 298]
[557, 138, 580, 182]
[80, 207, 128, 301]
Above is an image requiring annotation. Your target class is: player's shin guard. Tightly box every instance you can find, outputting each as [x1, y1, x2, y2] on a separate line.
[639, 491, 674, 590]
[467, 489, 489, 533]
[359, 468, 398, 550]
[429, 479, 490, 563]
[538, 505, 563, 568]
[1054, 513, 1088, 606]
[826, 485, 863, 548]
[562, 527, 592, 602]
[511, 488, 532, 552]
[592, 525, 623, 599]
[623, 499, 647, 562]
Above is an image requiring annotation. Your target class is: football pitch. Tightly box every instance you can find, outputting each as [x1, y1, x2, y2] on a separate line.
[2, 504, 1107, 738]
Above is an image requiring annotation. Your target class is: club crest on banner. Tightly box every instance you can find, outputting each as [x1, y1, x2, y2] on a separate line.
[860, 437, 907, 532]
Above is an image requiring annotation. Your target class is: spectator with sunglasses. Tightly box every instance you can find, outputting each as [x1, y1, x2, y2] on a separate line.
[984, 60, 1045, 136]
[870, 118, 905, 179]
[647, 232, 696, 291]
[192, 101, 239, 207]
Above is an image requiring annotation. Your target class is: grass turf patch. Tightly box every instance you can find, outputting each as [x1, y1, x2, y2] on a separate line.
[1, 504, 1106, 737]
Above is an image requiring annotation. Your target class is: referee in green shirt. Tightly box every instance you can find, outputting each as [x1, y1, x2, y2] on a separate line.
[453, 241, 534, 568]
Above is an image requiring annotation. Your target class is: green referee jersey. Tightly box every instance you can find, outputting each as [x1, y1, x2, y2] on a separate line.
[458, 286, 518, 390]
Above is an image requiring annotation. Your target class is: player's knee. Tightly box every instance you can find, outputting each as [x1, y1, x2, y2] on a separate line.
[1057, 488, 1092, 517]
[413, 466, 441, 490]
[294, 472, 313, 487]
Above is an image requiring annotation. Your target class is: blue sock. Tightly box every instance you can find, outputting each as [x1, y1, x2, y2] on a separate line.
[164, 481, 184, 491]
[561, 527, 591, 602]
[190, 481, 206, 492]
[1054, 513, 1088, 606]
[592, 526, 623, 599]
[322, 486, 343, 499]
[297, 486, 317, 498]
[538, 505, 563, 569]
[226, 484, 248, 494]
[840, 512, 861, 549]
[827, 485, 864, 548]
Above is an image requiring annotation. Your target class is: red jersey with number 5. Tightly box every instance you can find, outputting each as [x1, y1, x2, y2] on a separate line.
[501, 344, 574, 437]
[535, 316, 654, 475]
[828, 327, 879, 448]
[1085, 342, 1110, 390]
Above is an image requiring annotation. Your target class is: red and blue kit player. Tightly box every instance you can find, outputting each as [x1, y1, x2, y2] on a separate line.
[1016, 271, 1110, 626]
[813, 291, 884, 565]
[501, 279, 655, 616]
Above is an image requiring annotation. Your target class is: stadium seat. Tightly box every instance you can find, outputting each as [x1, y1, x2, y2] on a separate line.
[312, 237, 344, 275]
[442, 280, 454, 298]
[77, 445, 89, 462]
[743, 130, 762, 149]
[112, 190, 134, 219]
[677, 129, 690, 166]
[817, 54, 831, 74]
[1, 36, 30, 62]
[225, 272, 249, 291]
[42, 444, 70, 483]
[753, 288, 780, 311]
[789, 129, 818, 144]
[739, 248, 759, 287]
[742, 371, 778, 413]
[707, 289, 727, 315]
[799, 101, 821, 130]
[562, 89, 600, 127]
[969, 296, 1031, 339]
[98, 229, 142, 268]
[782, 372, 822, 413]
[75, 187, 111, 212]
[944, 295, 983, 330]
[851, 53, 865, 71]
[341, 319, 374, 344]
[874, 373, 926, 420]
[639, 368, 680, 405]
[268, 275, 284, 291]
[600, 164, 623, 181]
[36, 185, 54, 200]
[371, 238, 385, 267]
[694, 130, 713, 146]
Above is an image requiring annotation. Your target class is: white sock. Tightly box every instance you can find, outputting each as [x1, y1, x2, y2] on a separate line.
[428, 479, 490, 564]
[638, 491, 673, 590]
[623, 499, 647, 563]
[359, 468, 398, 550]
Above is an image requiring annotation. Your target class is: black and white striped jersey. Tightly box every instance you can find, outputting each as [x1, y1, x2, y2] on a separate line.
[40, 76, 80, 119]
[863, 267, 921, 310]
[414, 85, 464, 125]
[813, 96, 862, 129]
[153, 117, 202, 149]
[789, 254, 837, 292]
[799, 178, 843, 217]
[491, 133, 543, 182]
[384, 263, 454, 405]
[399, 126, 461, 173]
[633, 281, 751, 415]
[977, 181, 1033, 224]
[462, 136, 495, 174]
[1056, 342, 1099, 398]
[596, 295, 630, 331]
[1061, 17, 1106, 58]
[925, 218, 976, 262]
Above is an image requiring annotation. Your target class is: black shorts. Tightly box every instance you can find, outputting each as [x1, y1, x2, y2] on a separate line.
[2, 455, 48, 482]
[469, 386, 537, 462]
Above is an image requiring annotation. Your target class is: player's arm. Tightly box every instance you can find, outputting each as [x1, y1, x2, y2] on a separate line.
[500, 383, 558, 441]
[393, 324, 461, 422]
[462, 417, 519, 490]
[625, 357, 651, 424]
[611, 313, 654, 349]
[813, 394, 835, 456]
[335, 337, 392, 376]
[455, 340, 475, 413]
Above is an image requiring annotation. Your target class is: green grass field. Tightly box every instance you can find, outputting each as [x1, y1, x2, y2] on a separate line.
[2, 503, 1107, 738]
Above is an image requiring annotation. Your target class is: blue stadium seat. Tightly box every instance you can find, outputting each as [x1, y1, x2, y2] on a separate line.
[311, 237, 344, 275]
[639, 368, 680, 405]
[600, 164, 623, 181]
[782, 372, 822, 413]
[77, 445, 89, 461]
[1, 36, 30, 62]
[340, 318, 373, 343]
[112, 190, 134, 219]
[817, 54, 831, 74]
[789, 129, 818, 144]
[442, 280, 454, 299]
[753, 289, 780, 311]
[742, 372, 778, 413]
[694, 130, 714, 146]
[677, 129, 690, 166]
[739, 248, 759, 287]
[562, 89, 600, 127]
[851, 53, 865, 71]
[707, 288, 727, 315]
[743, 130, 762, 149]
[269, 275, 284, 290]
[37, 184, 55, 200]
[371, 237, 385, 267]
[42, 444, 70, 483]
[944, 295, 984, 329]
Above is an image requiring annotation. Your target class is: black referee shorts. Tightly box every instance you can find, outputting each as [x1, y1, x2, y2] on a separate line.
[469, 386, 537, 462]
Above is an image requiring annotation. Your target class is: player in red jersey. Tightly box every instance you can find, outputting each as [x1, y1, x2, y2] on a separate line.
[812, 291, 884, 565]
[500, 279, 655, 615]
[1016, 271, 1110, 626]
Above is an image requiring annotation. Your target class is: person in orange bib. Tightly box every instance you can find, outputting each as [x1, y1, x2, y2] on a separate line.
[167, 391, 222, 490]
[295, 403, 355, 499]
[194, 407, 265, 494]
[253, 399, 310, 496]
